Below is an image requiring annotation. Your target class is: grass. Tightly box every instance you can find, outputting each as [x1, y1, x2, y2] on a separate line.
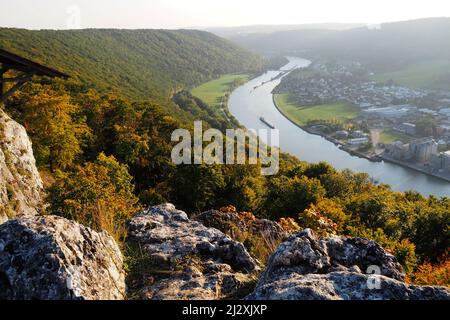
[274, 94, 361, 126]
[191, 74, 250, 108]
[371, 60, 450, 90]
[379, 130, 413, 144]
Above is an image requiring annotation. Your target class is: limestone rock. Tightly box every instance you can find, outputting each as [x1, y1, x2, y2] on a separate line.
[0, 109, 43, 223]
[0, 215, 126, 300]
[126, 204, 259, 300]
[246, 229, 450, 300]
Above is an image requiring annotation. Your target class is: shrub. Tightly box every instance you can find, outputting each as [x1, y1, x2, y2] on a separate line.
[278, 217, 301, 234]
[409, 252, 450, 287]
[47, 153, 140, 243]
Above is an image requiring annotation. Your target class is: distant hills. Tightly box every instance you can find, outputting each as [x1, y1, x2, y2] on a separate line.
[0, 28, 265, 101]
[203, 23, 364, 38]
[2, 18, 450, 101]
[228, 18, 450, 74]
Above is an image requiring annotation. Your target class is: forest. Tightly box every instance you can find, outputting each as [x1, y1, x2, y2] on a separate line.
[0, 28, 266, 115]
[0, 28, 448, 287]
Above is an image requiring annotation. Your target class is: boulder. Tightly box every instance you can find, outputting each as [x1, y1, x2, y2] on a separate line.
[0, 215, 126, 300]
[196, 208, 288, 242]
[0, 109, 43, 223]
[246, 229, 450, 300]
[126, 204, 259, 300]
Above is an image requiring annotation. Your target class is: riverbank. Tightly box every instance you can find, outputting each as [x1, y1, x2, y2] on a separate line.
[271, 93, 381, 162]
[272, 92, 450, 183]
[191, 73, 252, 128]
[273, 94, 360, 125]
[191, 74, 250, 109]
[381, 154, 450, 183]
[227, 56, 450, 196]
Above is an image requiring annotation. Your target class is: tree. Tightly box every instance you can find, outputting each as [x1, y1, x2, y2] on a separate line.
[169, 164, 226, 213]
[264, 175, 326, 220]
[302, 162, 336, 179]
[412, 207, 450, 262]
[221, 164, 267, 213]
[416, 114, 437, 137]
[47, 153, 139, 242]
[13, 84, 90, 171]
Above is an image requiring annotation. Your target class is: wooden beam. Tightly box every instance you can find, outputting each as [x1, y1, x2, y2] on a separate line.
[0, 64, 11, 74]
[0, 73, 35, 83]
[0, 64, 5, 103]
[1, 81, 27, 105]
[0, 48, 69, 79]
[0, 70, 34, 105]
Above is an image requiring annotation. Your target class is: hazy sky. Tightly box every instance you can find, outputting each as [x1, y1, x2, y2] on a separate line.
[1, 0, 450, 29]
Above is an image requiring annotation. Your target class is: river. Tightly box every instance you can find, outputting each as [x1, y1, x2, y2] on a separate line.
[228, 56, 450, 197]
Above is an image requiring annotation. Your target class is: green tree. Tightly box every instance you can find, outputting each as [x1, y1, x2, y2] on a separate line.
[264, 175, 326, 220]
[169, 164, 226, 213]
[47, 153, 139, 242]
[13, 84, 90, 171]
[416, 114, 437, 137]
[412, 206, 450, 262]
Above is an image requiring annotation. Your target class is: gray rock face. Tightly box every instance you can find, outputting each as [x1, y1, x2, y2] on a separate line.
[0, 109, 43, 223]
[0, 215, 126, 300]
[127, 204, 260, 300]
[247, 229, 450, 300]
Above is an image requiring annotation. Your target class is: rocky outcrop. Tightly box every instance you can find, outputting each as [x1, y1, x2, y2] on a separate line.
[0, 215, 126, 300]
[196, 207, 288, 242]
[0, 109, 43, 223]
[246, 229, 450, 300]
[126, 204, 260, 300]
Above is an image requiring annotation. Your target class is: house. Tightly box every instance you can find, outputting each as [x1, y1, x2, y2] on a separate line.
[359, 102, 372, 109]
[409, 138, 438, 163]
[335, 130, 349, 140]
[347, 137, 369, 145]
[439, 108, 450, 117]
[394, 123, 416, 135]
[350, 130, 369, 138]
[362, 106, 413, 119]
[418, 108, 438, 116]
[385, 141, 412, 160]
[430, 151, 450, 172]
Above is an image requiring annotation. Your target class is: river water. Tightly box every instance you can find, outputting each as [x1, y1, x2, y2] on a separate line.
[228, 57, 450, 197]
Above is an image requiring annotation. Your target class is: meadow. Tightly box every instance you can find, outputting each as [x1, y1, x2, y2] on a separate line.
[191, 74, 250, 108]
[274, 94, 361, 126]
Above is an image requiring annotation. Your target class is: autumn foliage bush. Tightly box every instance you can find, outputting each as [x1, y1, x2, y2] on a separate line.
[47, 153, 140, 243]
[409, 252, 450, 287]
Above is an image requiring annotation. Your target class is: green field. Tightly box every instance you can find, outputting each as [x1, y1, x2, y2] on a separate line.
[191, 74, 250, 108]
[274, 94, 361, 126]
[379, 130, 413, 144]
[371, 60, 450, 90]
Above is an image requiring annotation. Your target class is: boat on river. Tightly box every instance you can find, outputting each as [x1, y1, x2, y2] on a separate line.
[260, 117, 275, 129]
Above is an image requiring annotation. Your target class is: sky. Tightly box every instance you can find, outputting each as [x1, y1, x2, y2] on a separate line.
[1, 0, 450, 30]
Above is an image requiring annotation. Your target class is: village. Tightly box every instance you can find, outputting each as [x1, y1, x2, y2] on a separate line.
[275, 61, 450, 181]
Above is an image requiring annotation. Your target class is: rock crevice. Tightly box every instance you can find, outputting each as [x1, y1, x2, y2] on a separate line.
[126, 204, 260, 300]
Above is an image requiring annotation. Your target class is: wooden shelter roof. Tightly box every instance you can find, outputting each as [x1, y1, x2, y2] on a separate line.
[0, 48, 69, 104]
[0, 48, 69, 79]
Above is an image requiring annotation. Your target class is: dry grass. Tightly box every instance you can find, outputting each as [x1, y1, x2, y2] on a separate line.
[230, 227, 283, 266]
